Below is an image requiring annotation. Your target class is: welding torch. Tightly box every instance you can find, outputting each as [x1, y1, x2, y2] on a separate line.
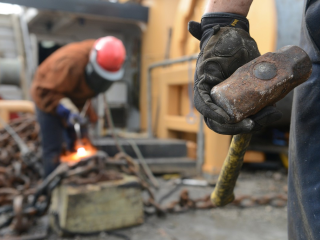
[73, 101, 90, 147]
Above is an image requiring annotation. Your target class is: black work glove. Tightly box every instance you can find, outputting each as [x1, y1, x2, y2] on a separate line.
[188, 13, 282, 135]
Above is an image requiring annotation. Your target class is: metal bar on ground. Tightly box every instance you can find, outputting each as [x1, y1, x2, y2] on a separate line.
[0, 115, 29, 155]
[127, 139, 159, 189]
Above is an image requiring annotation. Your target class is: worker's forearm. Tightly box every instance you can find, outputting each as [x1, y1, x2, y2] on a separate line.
[205, 0, 253, 16]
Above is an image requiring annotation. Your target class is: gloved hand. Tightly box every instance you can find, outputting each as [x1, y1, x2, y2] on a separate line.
[188, 13, 282, 135]
[56, 98, 86, 127]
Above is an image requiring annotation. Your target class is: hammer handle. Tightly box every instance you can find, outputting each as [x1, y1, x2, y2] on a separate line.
[211, 133, 252, 207]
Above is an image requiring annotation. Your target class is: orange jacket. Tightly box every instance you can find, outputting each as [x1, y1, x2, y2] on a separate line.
[31, 40, 96, 115]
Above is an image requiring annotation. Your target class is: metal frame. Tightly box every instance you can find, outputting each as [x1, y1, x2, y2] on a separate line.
[147, 54, 198, 138]
[147, 54, 204, 174]
[0, 0, 149, 23]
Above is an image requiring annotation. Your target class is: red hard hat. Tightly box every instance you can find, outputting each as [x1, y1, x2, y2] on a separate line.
[93, 36, 126, 72]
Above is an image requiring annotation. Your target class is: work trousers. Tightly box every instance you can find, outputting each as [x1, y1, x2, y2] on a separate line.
[288, 0, 320, 239]
[36, 108, 76, 177]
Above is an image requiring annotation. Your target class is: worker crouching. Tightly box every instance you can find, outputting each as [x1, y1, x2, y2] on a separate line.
[30, 36, 126, 177]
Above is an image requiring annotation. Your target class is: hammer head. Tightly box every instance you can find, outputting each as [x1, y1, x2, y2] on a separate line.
[210, 45, 312, 123]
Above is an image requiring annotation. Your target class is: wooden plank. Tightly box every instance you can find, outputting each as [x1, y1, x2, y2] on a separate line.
[243, 150, 265, 163]
[0, 100, 35, 128]
[165, 115, 199, 132]
[180, 84, 191, 116]
[186, 141, 197, 159]
[167, 85, 180, 115]
[151, 70, 161, 131]
[157, 71, 170, 138]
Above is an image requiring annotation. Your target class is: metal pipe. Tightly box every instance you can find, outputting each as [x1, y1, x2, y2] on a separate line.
[74, 122, 83, 146]
[0, 58, 22, 87]
[196, 115, 204, 176]
[96, 94, 104, 137]
[147, 54, 198, 138]
[19, 14, 35, 100]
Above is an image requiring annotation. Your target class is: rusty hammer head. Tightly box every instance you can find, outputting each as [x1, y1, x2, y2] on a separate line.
[210, 45, 312, 123]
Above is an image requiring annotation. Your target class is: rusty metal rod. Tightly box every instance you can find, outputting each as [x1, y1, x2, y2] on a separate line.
[0, 116, 29, 155]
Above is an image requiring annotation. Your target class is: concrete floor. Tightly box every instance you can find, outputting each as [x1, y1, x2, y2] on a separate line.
[97, 207, 287, 240]
[48, 170, 288, 240]
[0, 170, 288, 239]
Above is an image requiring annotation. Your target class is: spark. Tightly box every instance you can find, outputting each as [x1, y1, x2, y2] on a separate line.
[77, 147, 87, 157]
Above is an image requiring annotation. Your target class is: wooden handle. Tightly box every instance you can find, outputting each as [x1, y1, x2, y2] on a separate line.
[211, 133, 252, 207]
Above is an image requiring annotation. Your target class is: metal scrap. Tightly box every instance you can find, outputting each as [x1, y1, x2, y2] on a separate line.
[164, 189, 288, 213]
[0, 114, 289, 238]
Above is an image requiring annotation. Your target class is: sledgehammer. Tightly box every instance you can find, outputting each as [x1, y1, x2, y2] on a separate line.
[210, 45, 312, 207]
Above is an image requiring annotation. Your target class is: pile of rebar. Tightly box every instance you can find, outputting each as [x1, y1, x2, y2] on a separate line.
[0, 114, 288, 239]
[0, 115, 127, 234]
[0, 115, 42, 207]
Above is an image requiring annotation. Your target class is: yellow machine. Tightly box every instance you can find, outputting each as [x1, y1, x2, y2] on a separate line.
[139, 0, 277, 180]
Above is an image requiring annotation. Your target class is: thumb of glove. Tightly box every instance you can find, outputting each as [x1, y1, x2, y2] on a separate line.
[250, 106, 282, 131]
